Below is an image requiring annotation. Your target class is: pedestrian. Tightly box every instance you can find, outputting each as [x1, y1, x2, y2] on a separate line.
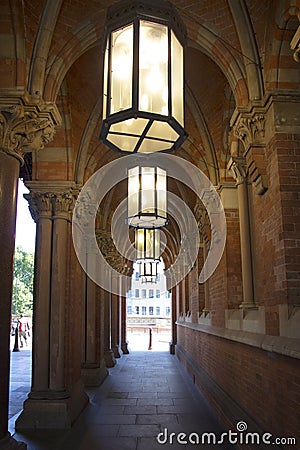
[18, 315, 29, 347]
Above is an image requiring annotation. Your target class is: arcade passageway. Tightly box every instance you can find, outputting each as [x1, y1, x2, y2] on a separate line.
[0, 1, 300, 449]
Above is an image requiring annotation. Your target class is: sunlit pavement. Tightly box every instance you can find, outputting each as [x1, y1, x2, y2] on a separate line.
[9, 334, 32, 426]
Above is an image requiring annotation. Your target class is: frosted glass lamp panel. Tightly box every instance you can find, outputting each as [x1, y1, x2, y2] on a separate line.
[138, 139, 173, 153]
[171, 31, 184, 126]
[156, 168, 166, 218]
[147, 121, 178, 141]
[141, 167, 155, 214]
[102, 45, 109, 119]
[107, 133, 138, 152]
[139, 21, 168, 115]
[111, 25, 133, 114]
[154, 229, 160, 259]
[135, 228, 145, 260]
[145, 229, 153, 259]
[110, 117, 148, 136]
[128, 166, 139, 218]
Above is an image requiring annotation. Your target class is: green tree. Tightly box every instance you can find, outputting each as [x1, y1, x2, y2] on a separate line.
[12, 246, 34, 317]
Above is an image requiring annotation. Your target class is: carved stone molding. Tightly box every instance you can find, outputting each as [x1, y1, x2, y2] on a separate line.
[52, 192, 75, 219]
[96, 230, 128, 274]
[0, 99, 60, 164]
[24, 192, 52, 223]
[231, 107, 268, 195]
[233, 113, 265, 151]
[227, 156, 248, 186]
[24, 183, 78, 223]
[290, 21, 300, 62]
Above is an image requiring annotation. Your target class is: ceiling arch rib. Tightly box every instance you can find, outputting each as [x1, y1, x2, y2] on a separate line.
[28, 0, 63, 97]
[185, 85, 219, 185]
[228, 0, 264, 101]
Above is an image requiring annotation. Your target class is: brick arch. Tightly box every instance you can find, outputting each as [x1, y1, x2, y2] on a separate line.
[0, 0, 26, 88]
[264, 1, 300, 90]
[188, 36, 249, 107]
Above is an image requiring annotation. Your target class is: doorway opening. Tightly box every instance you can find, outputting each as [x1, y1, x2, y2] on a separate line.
[126, 260, 172, 351]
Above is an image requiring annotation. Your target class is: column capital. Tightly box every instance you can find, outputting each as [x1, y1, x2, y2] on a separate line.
[227, 156, 248, 186]
[0, 98, 60, 164]
[24, 183, 78, 222]
[232, 111, 265, 152]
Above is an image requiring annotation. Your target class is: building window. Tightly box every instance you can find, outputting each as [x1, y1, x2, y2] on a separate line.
[135, 272, 139, 281]
[166, 306, 170, 316]
[142, 289, 146, 298]
[127, 290, 132, 298]
[135, 289, 139, 298]
[136, 306, 140, 315]
[142, 306, 146, 315]
[156, 306, 160, 315]
[156, 274, 160, 282]
[149, 289, 154, 298]
[156, 289, 160, 298]
[127, 305, 132, 314]
[149, 306, 154, 315]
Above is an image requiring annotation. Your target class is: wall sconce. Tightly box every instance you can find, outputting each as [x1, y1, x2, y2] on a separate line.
[99, 0, 187, 154]
[128, 165, 167, 228]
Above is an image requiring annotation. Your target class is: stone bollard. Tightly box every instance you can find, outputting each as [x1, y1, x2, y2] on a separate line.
[148, 327, 152, 351]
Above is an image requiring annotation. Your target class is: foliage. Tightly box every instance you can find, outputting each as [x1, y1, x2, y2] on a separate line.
[12, 246, 34, 317]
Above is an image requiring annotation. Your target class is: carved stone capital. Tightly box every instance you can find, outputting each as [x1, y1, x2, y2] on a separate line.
[52, 192, 75, 219]
[24, 192, 52, 223]
[227, 156, 248, 185]
[233, 113, 265, 151]
[0, 99, 60, 164]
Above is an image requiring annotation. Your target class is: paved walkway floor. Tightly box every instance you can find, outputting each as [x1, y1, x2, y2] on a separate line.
[10, 351, 236, 450]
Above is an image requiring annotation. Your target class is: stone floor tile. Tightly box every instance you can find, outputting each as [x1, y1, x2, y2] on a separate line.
[118, 424, 160, 437]
[136, 414, 178, 426]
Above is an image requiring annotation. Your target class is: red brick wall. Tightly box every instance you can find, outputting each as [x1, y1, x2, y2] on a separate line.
[177, 325, 300, 446]
[209, 208, 242, 327]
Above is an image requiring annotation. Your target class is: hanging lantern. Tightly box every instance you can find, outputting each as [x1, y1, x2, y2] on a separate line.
[128, 165, 167, 227]
[100, 0, 187, 154]
[135, 227, 160, 282]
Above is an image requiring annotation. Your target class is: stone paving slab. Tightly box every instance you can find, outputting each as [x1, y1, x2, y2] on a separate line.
[11, 350, 236, 449]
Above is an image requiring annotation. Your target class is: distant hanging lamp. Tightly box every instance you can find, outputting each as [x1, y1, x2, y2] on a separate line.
[135, 227, 160, 283]
[127, 165, 167, 228]
[99, 0, 187, 154]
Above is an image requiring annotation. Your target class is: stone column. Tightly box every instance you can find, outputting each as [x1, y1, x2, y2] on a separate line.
[120, 276, 129, 355]
[103, 287, 116, 368]
[16, 186, 88, 430]
[0, 101, 58, 449]
[228, 157, 256, 308]
[111, 274, 121, 358]
[169, 286, 177, 354]
[202, 240, 210, 314]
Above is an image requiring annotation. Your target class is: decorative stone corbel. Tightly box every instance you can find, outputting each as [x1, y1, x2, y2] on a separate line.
[231, 108, 268, 195]
[290, 19, 300, 62]
[0, 99, 60, 164]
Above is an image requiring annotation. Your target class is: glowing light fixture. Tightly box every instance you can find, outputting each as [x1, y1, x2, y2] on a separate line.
[100, 0, 187, 153]
[135, 227, 160, 283]
[128, 165, 167, 228]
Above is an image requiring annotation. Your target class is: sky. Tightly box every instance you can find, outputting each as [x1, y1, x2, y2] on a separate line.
[15, 180, 36, 253]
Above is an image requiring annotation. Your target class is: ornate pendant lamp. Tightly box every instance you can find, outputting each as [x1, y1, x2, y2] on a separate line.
[128, 165, 167, 228]
[100, 0, 187, 154]
[135, 227, 160, 283]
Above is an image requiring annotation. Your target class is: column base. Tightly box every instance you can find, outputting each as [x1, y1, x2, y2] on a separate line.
[121, 341, 129, 354]
[104, 350, 116, 368]
[81, 360, 108, 387]
[15, 380, 88, 431]
[239, 302, 258, 309]
[0, 434, 26, 450]
[112, 344, 121, 358]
